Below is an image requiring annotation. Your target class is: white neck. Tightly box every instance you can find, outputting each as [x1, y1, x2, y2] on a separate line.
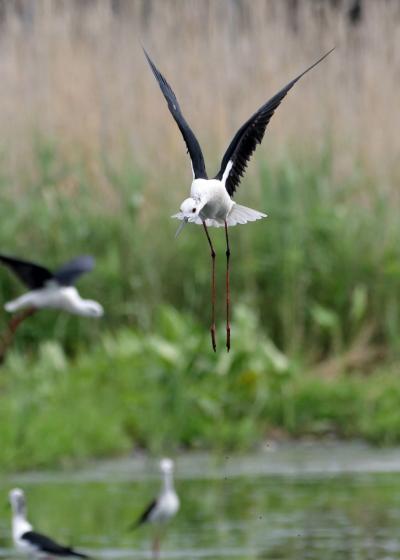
[64, 287, 86, 309]
[162, 471, 174, 493]
[12, 512, 32, 539]
[59, 287, 102, 317]
[72, 296, 92, 313]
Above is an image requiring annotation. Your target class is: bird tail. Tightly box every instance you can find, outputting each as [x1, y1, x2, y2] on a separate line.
[226, 204, 267, 226]
[68, 550, 90, 559]
[4, 293, 35, 313]
[4, 298, 20, 313]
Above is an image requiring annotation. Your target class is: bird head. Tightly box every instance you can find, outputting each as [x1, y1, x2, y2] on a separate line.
[160, 458, 174, 473]
[172, 197, 205, 237]
[82, 300, 104, 318]
[9, 488, 26, 515]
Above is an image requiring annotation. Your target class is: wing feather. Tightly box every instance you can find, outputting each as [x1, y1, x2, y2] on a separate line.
[54, 256, 95, 286]
[0, 255, 53, 290]
[131, 498, 158, 529]
[22, 531, 88, 558]
[143, 49, 207, 179]
[216, 48, 334, 196]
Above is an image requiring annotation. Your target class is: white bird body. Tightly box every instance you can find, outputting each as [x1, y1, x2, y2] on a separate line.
[174, 177, 266, 229]
[192, 178, 233, 221]
[147, 487, 180, 524]
[12, 515, 34, 556]
[5, 285, 103, 317]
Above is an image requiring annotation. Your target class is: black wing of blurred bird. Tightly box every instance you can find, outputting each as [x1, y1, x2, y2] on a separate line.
[215, 48, 335, 197]
[143, 48, 208, 180]
[0, 254, 95, 290]
[54, 256, 95, 286]
[21, 531, 89, 559]
[130, 498, 158, 530]
[0, 255, 53, 290]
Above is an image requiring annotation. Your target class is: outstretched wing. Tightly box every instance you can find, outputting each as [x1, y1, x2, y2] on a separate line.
[54, 256, 95, 286]
[22, 531, 88, 558]
[0, 254, 53, 290]
[143, 49, 208, 179]
[215, 48, 334, 196]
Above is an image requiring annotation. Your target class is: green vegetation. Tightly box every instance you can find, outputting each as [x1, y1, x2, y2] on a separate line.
[0, 143, 399, 470]
[1, 144, 399, 361]
[1, 304, 400, 472]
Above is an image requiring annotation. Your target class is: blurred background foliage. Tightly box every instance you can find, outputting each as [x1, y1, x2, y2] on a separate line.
[0, 0, 399, 468]
[3, 304, 400, 471]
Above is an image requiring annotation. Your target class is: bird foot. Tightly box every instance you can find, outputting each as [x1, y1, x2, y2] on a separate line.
[210, 325, 217, 352]
[226, 326, 231, 352]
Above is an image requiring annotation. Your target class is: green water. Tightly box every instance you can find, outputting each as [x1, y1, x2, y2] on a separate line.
[1, 443, 400, 559]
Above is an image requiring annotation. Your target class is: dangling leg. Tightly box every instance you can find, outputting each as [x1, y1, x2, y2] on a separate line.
[224, 221, 231, 352]
[0, 307, 36, 364]
[203, 221, 217, 352]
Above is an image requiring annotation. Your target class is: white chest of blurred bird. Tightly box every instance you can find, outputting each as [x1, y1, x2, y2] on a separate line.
[144, 47, 333, 352]
[9, 488, 89, 559]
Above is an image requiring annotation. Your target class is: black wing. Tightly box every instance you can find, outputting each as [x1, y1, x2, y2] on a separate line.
[22, 531, 88, 559]
[54, 256, 95, 286]
[143, 49, 208, 179]
[0, 255, 53, 290]
[131, 498, 157, 529]
[215, 48, 334, 196]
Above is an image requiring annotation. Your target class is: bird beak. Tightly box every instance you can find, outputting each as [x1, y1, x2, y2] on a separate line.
[175, 217, 188, 238]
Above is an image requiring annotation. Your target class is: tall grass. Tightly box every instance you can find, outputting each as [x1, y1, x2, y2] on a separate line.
[0, 0, 398, 187]
[0, 1, 398, 362]
[0, 146, 399, 365]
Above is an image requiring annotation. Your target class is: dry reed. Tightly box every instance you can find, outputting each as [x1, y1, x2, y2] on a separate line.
[0, 0, 398, 207]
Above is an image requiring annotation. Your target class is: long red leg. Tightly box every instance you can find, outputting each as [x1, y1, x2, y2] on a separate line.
[152, 534, 160, 559]
[0, 307, 36, 364]
[224, 221, 231, 352]
[203, 222, 217, 352]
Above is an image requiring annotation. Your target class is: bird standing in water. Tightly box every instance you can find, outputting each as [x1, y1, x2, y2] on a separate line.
[132, 458, 179, 558]
[9, 488, 89, 559]
[144, 47, 333, 352]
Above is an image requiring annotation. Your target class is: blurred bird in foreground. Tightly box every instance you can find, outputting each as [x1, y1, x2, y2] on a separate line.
[0, 254, 103, 361]
[9, 488, 89, 559]
[144, 47, 334, 352]
[0, 254, 103, 317]
[132, 458, 180, 558]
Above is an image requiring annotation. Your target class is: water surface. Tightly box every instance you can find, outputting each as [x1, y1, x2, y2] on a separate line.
[1, 442, 400, 559]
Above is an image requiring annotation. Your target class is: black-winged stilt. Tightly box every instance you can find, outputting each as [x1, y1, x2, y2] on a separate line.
[0, 254, 103, 361]
[132, 458, 179, 558]
[9, 488, 89, 559]
[144, 47, 334, 352]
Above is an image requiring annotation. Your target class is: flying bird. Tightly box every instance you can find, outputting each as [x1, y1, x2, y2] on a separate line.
[9, 488, 89, 559]
[132, 458, 179, 558]
[144, 47, 334, 352]
[0, 254, 103, 317]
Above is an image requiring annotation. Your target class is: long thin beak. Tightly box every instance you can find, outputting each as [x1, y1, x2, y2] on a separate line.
[175, 218, 188, 238]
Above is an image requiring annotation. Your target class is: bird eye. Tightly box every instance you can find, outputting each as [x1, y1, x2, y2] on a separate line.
[192, 208, 196, 213]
